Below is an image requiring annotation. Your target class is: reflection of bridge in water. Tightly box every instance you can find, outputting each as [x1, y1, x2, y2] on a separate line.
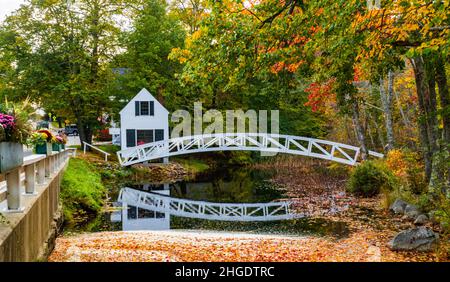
[117, 133, 384, 167]
[116, 187, 300, 226]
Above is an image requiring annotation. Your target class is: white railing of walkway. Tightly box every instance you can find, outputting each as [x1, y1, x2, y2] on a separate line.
[118, 187, 301, 221]
[83, 141, 111, 161]
[0, 149, 71, 212]
[117, 133, 384, 167]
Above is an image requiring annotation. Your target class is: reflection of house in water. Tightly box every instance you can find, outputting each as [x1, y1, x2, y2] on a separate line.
[112, 184, 171, 231]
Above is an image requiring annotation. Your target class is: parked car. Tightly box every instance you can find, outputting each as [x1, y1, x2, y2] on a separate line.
[64, 125, 78, 136]
[36, 120, 49, 129]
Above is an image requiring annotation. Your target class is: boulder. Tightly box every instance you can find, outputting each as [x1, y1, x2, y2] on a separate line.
[405, 204, 419, 214]
[388, 227, 438, 252]
[405, 204, 421, 219]
[406, 209, 420, 219]
[389, 199, 408, 214]
[414, 214, 429, 225]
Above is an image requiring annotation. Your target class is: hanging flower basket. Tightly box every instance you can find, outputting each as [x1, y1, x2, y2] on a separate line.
[0, 142, 24, 173]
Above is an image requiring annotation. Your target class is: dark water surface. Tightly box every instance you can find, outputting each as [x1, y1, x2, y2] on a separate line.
[74, 166, 350, 238]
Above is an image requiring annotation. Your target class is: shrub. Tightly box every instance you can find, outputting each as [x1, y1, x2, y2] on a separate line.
[385, 149, 426, 194]
[347, 160, 398, 197]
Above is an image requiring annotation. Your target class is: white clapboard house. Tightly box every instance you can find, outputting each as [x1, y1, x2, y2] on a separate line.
[110, 88, 169, 162]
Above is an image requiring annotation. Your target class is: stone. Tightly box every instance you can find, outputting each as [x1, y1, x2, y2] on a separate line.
[405, 204, 421, 219]
[406, 209, 420, 219]
[388, 227, 438, 252]
[405, 204, 419, 214]
[389, 199, 408, 214]
[414, 214, 428, 225]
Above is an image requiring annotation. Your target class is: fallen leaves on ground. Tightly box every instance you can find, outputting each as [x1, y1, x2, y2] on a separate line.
[48, 229, 445, 262]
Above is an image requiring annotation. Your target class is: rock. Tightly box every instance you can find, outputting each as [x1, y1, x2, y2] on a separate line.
[390, 199, 408, 214]
[406, 209, 420, 219]
[405, 204, 419, 214]
[414, 214, 428, 225]
[404, 204, 421, 219]
[388, 227, 439, 252]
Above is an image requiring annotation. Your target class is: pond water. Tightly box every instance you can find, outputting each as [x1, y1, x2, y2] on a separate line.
[81, 165, 350, 238]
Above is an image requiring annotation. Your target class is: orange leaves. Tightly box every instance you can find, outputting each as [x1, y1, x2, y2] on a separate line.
[270, 60, 305, 74]
[47, 227, 444, 262]
[304, 78, 336, 113]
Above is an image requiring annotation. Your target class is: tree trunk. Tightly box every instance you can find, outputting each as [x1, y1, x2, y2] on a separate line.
[379, 71, 395, 151]
[351, 99, 368, 160]
[77, 119, 93, 148]
[410, 56, 433, 181]
[435, 54, 450, 143]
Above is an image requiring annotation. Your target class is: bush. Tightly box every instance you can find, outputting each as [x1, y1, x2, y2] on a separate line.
[60, 158, 106, 226]
[347, 160, 398, 197]
[385, 149, 426, 194]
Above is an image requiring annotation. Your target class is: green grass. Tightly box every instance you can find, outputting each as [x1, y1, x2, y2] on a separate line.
[60, 158, 106, 226]
[96, 144, 121, 154]
[174, 157, 210, 174]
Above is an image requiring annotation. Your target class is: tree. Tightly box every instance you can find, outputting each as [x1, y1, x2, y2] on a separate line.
[0, 0, 138, 145]
[112, 0, 186, 116]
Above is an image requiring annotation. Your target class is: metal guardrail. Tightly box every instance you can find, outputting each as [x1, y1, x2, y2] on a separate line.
[83, 141, 111, 161]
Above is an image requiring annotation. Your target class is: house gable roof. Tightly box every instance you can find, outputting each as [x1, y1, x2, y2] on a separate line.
[119, 88, 169, 115]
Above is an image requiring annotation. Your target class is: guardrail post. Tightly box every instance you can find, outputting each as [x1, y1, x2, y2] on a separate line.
[5, 168, 23, 211]
[45, 156, 51, 177]
[37, 159, 45, 184]
[24, 163, 36, 195]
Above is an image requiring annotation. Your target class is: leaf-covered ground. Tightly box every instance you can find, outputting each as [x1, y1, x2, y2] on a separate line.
[48, 229, 444, 262]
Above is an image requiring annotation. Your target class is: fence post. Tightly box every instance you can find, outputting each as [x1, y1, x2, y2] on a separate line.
[24, 163, 36, 195]
[5, 168, 22, 211]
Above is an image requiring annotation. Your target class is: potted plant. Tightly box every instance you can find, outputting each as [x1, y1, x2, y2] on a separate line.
[0, 101, 32, 173]
[52, 135, 61, 152]
[57, 134, 68, 150]
[54, 135, 66, 151]
[28, 130, 53, 155]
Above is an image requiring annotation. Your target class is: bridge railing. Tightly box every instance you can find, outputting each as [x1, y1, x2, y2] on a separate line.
[0, 149, 71, 212]
[117, 133, 383, 167]
[83, 141, 111, 161]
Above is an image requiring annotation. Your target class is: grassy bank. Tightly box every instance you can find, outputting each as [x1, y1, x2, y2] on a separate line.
[60, 158, 106, 227]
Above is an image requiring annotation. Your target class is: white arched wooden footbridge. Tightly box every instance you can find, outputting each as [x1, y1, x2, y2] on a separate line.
[117, 133, 383, 167]
[118, 187, 300, 221]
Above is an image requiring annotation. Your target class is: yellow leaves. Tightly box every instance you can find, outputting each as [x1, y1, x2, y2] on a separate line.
[168, 47, 191, 64]
[191, 29, 203, 41]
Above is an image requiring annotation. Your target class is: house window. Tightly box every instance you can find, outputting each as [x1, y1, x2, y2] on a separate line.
[126, 129, 136, 148]
[126, 129, 163, 147]
[155, 129, 164, 141]
[137, 130, 153, 145]
[135, 101, 155, 116]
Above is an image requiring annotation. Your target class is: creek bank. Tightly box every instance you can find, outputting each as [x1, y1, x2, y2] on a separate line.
[388, 198, 440, 252]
